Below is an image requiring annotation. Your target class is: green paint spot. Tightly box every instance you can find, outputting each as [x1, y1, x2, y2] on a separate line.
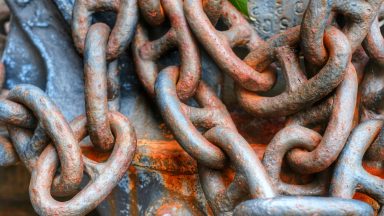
[229, 0, 249, 17]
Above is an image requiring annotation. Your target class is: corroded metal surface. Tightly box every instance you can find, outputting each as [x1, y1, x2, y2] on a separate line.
[248, 0, 309, 40]
[2, 0, 384, 216]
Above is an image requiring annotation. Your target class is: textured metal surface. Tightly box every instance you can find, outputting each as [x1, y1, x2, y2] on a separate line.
[248, 0, 309, 40]
[2, 0, 384, 215]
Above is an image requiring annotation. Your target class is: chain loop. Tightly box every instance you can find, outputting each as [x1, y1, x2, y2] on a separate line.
[237, 27, 351, 117]
[233, 196, 374, 216]
[285, 65, 358, 174]
[262, 125, 329, 195]
[155, 67, 278, 214]
[301, 0, 381, 67]
[6, 85, 84, 197]
[184, 0, 275, 92]
[84, 23, 115, 151]
[199, 127, 276, 215]
[133, 0, 201, 100]
[30, 111, 137, 216]
[155, 66, 229, 168]
[330, 120, 384, 214]
[72, 0, 138, 60]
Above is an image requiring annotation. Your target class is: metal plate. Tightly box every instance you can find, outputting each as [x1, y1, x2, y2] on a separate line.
[248, 0, 309, 39]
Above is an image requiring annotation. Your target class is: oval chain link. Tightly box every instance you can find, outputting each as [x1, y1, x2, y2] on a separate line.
[133, 0, 201, 100]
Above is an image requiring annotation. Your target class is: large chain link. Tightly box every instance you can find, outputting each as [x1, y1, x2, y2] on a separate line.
[133, 0, 200, 100]
[185, 0, 275, 92]
[2, 0, 384, 215]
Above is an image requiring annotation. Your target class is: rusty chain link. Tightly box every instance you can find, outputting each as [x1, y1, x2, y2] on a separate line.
[185, 0, 275, 92]
[237, 27, 351, 117]
[133, 0, 200, 100]
[285, 66, 358, 174]
[330, 120, 384, 215]
[72, 0, 138, 60]
[83, 23, 116, 151]
[30, 112, 136, 215]
[2, 0, 384, 215]
[6, 85, 84, 196]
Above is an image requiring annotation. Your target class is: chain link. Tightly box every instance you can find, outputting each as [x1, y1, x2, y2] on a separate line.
[331, 120, 384, 214]
[133, 0, 201, 100]
[185, 0, 275, 92]
[72, 0, 138, 60]
[30, 112, 136, 215]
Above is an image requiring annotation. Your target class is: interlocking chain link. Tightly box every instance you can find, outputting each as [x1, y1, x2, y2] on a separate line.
[30, 112, 136, 216]
[133, 0, 200, 100]
[7, 85, 84, 196]
[185, 0, 275, 92]
[285, 66, 358, 174]
[238, 27, 351, 117]
[83, 23, 116, 151]
[72, 0, 138, 60]
[330, 120, 384, 215]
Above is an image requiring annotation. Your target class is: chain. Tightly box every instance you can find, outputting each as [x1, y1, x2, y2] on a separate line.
[185, 0, 384, 214]
[30, 111, 136, 215]
[133, 0, 200, 100]
[0, 0, 138, 215]
[72, 0, 138, 60]
[2, 0, 384, 215]
[185, 0, 275, 92]
[330, 120, 384, 211]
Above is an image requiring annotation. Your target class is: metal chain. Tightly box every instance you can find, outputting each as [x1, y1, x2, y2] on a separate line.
[237, 27, 351, 117]
[330, 120, 384, 215]
[285, 65, 358, 174]
[0, 0, 139, 215]
[133, 0, 201, 100]
[2, 0, 384, 215]
[184, 0, 275, 92]
[182, 0, 384, 215]
[72, 0, 138, 60]
[30, 111, 136, 215]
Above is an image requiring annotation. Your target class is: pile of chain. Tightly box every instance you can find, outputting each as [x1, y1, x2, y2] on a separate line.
[1, 0, 384, 215]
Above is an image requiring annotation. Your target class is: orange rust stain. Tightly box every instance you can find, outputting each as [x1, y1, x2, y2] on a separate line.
[128, 166, 139, 216]
[82, 139, 268, 172]
[353, 192, 380, 215]
[161, 171, 199, 198]
[155, 202, 185, 215]
[81, 146, 110, 162]
[363, 162, 384, 179]
[353, 162, 384, 215]
[158, 123, 174, 139]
